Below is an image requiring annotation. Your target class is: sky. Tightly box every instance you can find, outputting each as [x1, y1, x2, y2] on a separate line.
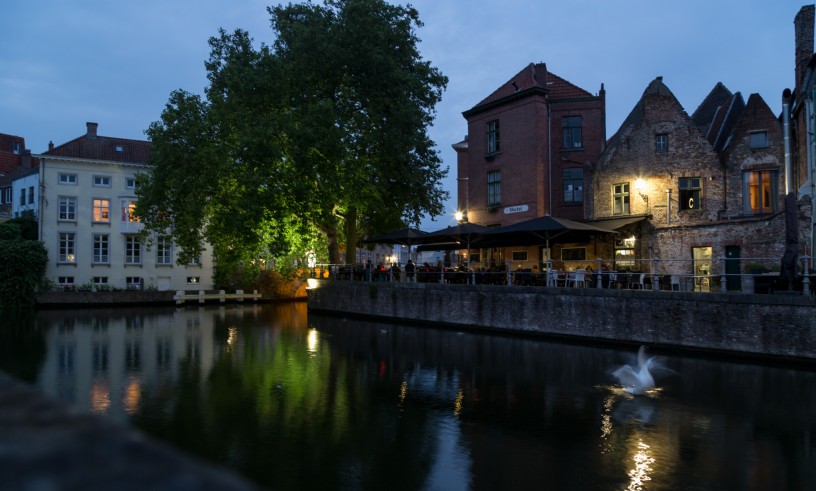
[1, 0, 811, 230]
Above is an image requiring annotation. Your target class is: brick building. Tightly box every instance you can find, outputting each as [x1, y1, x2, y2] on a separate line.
[0, 133, 38, 220]
[453, 62, 605, 265]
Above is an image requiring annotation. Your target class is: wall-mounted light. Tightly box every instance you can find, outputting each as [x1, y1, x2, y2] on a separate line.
[635, 178, 649, 204]
[455, 210, 465, 222]
[624, 236, 636, 248]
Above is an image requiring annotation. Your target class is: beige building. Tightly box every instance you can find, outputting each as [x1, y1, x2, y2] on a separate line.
[36, 122, 215, 291]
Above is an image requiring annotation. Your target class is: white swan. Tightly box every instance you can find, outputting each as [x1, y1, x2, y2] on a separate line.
[612, 345, 656, 395]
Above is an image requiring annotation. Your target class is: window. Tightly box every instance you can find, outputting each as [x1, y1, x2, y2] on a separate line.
[121, 199, 139, 222]
[125, 236, 142, 264]
[562, 116, 583, 149]
[115, 145, 124, 153]
[157, 236, 173, 265]
[125, 177, 136, 189]
[19, 188, 25, 206]
[613, 183, 630, 215]
[561, 248, 587, 261]
[187, 276, 200, 284]
[92, 276, 108, 285]
[58, 276, 75, 288]
[487, 170, 501, 207]
[563, 168, 583, 203]
[2, 188, 10, 204]
[59, 197, 77, 221]
[27, 186, 34, 204]
[614, 248, 635, 268]
[188, 254, 202, 266]
[749, 131, 769, 149]
[743, 170, 778, 214]
[126, 277, 144, 290]
[12, 141, 21, 155]
[93, 234, 109, 263]
[511, 251, 528, 261]
[93, 199, 110, 222]
[655, 133, 668, 153]
[58, 174, 77, 185]
[59, 233, 76, 263]
[487, 120, 500, 154]
[679, 177, 702, 210]
[93, 176, 111, 187]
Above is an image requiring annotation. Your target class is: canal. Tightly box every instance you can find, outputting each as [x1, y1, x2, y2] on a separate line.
[1, 303, 814, 490]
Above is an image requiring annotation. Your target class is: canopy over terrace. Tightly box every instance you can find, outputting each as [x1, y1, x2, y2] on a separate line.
[361, 227, 429, 263]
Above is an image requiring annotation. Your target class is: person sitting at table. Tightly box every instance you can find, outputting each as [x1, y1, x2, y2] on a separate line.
[405, 259, 416, 279]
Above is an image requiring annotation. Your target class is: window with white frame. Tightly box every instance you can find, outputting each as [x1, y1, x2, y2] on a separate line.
[59, 233, 76, 263]
[57, 276, 75, 288]
[59, 197, 77, 221]
[125, 277, 144, 290]
[613, 183, 630, 215]
[93, 234, 109, 263]
[125, 177, 136, 189]
[121, 199, 139, 222]
[487, 170, 501, 207]
[93, 199, 110, 222]
[93, 176, 111, 187]
[92, 276, 108, 285]
[156, 236, 173, 265]
[58, 174, 77, 185]
[125, 236, 141, 264]
[487, 120, 500, 154]
[188, 254, 202, 266]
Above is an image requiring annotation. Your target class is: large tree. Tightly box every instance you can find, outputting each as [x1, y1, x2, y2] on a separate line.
[137, 0, 448, 270]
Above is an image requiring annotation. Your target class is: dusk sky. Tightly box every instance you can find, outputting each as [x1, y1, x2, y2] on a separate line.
[1, 1, 810, 229]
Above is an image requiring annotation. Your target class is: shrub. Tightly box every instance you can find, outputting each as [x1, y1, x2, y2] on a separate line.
[0, 238, 48, 310]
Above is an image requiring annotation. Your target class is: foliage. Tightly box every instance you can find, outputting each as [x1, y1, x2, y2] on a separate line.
[0, 223, 22, 241]
[0, 237, 48, 310]
[137, 0, 448, 281]
[7, 216, 38, 240]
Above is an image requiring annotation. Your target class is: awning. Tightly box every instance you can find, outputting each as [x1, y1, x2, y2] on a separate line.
[584, 216, 647, 231]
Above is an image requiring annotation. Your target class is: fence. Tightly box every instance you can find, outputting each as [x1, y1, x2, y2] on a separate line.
[308, 256, 814, 295]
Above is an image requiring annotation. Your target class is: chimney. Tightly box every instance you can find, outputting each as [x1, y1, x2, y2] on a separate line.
[795, 5, 815, 90]
[86, 122, 98, 139]
[48, 141, 54, 152]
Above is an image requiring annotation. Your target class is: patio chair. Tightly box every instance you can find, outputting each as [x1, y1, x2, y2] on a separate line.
[629, 273, 646, 289]
[606, 272, 617, 288]
[546, 269, 559, 287]
[670, 274, 681, 291]
[567, 269, 586, 288]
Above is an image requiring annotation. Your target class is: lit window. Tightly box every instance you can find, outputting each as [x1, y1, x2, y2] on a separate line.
[487, 170, 501, 207]
[93, 199, 110, 222]
[93, 176, 111, 187]
[487, 120, 500, 154]
[187, 277, 200, 284]
[121, 199, 139, 222]
[59, 233, 76, 263]
[563, 116, 583, 149]
[59, 174, 77, 185]
[655, 134, 668, 153]
[743, 170, 778, 214]
[563, 168, 583, 204]
[749, 131, 768, 149]
[679, 177, 701, 210]
[613, 183, 630, 215]
[59, 197, 77, 221]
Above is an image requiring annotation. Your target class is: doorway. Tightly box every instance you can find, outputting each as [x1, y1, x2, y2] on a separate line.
[692, 246, 712, 292]
[725, 246, 741, 291]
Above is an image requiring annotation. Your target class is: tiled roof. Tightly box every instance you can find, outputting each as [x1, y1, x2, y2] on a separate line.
[468, 63, 595, 114]
[0, 133, 38, 175]
[707, 93, 745, 153]
[44, 124, 151, 164]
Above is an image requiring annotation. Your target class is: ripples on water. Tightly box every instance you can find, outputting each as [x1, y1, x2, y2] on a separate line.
[0, 304, 814, 490]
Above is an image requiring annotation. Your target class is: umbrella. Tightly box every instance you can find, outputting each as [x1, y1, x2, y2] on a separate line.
[413, 222, 491, 263]
[482, 215, 617, 262]
[362, 227, 429, 264]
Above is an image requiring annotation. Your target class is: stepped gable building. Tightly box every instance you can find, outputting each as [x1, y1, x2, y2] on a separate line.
[454, 63, 606, 227]
[0, 133, 39, 219]
[589, 75, 795, 284]
[36, 122, 215, 291]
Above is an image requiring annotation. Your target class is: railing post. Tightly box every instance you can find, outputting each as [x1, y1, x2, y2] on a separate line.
[507, 268, 512, 286]
[802, 256, 811, 296]
[596, 258, 602, 289]
[652, 257, 660, 291]
[719, 257, 727, 293]
[471, 269, 476, 285]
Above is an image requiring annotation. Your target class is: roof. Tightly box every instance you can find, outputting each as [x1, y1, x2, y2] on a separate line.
[464, 63, 596, 117]
[583, 216, 647, 231]
[690, 82, 733, 132]
[0, 133, 39, 175]
[42, 123, 151, 164]
[707, 93, 745, 153]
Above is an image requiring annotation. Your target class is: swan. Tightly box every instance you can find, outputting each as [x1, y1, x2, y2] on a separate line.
[612, 345, 656, 395]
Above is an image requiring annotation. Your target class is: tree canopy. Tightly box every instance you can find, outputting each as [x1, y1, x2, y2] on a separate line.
[137, 0, 448, 274]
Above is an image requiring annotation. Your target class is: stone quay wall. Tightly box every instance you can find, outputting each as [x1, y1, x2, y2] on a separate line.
[307, 281, 816, 362]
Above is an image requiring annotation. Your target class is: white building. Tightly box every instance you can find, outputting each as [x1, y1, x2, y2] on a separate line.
[36, 122, 215, 291]
[12, 167, 39, 218]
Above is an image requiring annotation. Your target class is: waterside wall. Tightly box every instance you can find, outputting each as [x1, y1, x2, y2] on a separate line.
[307, 281, 816, 362]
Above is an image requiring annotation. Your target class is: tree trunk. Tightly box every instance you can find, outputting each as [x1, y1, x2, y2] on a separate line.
[344, 206, 358, 266]
[323, 224, 341, 265]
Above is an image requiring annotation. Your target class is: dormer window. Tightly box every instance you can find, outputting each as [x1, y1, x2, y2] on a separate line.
[115, 145, 124, 153]
[12, 142, 21, 155]
[749, 131, 768, 149]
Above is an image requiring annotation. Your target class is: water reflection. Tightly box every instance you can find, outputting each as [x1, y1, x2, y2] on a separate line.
[0, 304, 814, 490]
